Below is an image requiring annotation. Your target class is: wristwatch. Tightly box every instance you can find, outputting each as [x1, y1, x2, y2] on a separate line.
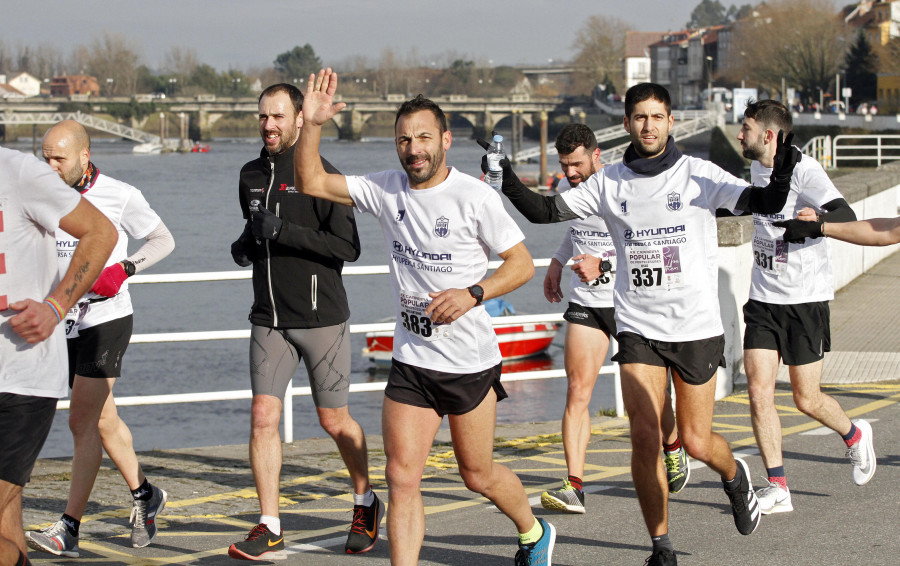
[122, 259, 136, 277]
[467, 284, 484, 306]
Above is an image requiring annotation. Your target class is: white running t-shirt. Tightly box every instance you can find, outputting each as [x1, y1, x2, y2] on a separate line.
[57, 173, 161, 332]
[0, 148, 81, 398]
[745, 155, 842, 304]
[561, 155, 747, 342]
[347, 167, 525, 373]
[553, 177, 615, 308]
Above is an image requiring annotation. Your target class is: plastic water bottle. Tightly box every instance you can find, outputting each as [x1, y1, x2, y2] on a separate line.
[485, 134, 505, 190]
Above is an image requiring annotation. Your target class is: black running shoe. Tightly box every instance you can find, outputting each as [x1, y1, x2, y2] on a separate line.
[723, 458, 761, 535]
[345, 492, 384, 554]
[228, 524, 285, 561]
[645, 548, 678, 566]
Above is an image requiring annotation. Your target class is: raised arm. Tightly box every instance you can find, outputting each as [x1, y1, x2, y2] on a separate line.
[476, 138, 578, 224]
[295, 68, 353, 206]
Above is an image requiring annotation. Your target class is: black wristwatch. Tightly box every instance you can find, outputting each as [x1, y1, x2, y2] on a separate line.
[122, 259, 136, 277]
[467, 284, 484, 306]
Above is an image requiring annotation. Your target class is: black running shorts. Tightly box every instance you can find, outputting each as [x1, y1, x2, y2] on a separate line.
[250, 323, 351, 409]
[0, 393, 57, 486]
[385, 358, 507, 416]
[67, 315, 133, 385]
[743, 299, 831, 366]
[563, 302, 617, 337]
[613, 332, 726, 385]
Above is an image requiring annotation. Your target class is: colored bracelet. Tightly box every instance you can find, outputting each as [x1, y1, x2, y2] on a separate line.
[44, 297, 64, 323]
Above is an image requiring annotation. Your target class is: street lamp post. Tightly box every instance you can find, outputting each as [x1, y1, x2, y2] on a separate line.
[106, 77, 114, 97]
[705, 56, 714, 103]
[168, 77, 177, 97]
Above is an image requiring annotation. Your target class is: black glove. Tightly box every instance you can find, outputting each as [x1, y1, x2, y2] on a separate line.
[476, 136, 519, 190]
[772, 217, 823, 244]
[251, 206, 283, 241]
[230, 225, 254, 267]
[771, 130, 801, 188]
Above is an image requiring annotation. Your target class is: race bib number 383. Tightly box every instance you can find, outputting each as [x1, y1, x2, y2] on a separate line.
[398, 290, 453, 341]
[627, 245, 683, 290]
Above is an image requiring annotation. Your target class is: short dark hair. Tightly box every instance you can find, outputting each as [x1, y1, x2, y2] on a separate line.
[743, 99, 792, 134]
[555, 123, 598, 155]
[395, 94, 448, 133]
[258, 83, 304, 114]
[625, 83, 671, 118]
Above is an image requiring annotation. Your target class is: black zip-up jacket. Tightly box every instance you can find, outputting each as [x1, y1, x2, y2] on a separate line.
[237, 143, 360, 329]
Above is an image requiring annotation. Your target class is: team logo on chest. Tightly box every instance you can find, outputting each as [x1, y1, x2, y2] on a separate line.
[434, 216, 450, 238]
[666, 191, 682, 212]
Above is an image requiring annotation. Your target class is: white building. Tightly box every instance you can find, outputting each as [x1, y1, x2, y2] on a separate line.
[624, 31, 665, 89]
[3, 72, 41, 97]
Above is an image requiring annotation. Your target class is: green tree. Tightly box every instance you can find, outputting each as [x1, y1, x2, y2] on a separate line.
[844, 30, 877, 105]
[190, 64, 223, 93]
[274, 44, 322, 82]
[687, 0, 729, 28]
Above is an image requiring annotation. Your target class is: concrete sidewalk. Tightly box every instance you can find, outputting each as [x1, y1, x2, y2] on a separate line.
[22, 252, 900, 565]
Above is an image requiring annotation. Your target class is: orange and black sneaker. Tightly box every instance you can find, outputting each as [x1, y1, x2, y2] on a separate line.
[228, 524, 285, 561]
[345, 492, 384, 554]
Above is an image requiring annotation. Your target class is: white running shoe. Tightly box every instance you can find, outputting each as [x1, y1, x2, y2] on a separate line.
[757, 480, 793, 514]
[847, 419, 876, 486]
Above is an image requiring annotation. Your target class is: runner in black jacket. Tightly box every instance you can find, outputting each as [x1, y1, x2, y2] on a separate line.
[227, 83, 382, 561]
[236, 143, 359, 328]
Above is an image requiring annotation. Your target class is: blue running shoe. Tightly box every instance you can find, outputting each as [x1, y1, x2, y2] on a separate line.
[515, 518, 556, 566]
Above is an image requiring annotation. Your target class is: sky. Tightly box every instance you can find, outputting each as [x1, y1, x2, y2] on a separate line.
[3, 0, 746, 72]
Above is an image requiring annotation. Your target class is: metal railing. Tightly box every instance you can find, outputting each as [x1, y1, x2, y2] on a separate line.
[0, 110, 160, 144]
[802, 134, 900, 169]
[55, 259, 623, 442]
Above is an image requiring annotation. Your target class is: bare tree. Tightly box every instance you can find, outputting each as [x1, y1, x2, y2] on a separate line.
[571, 15, 631, 94]
[162, 46, 200, 77]
[83, 32, 142, 95]
[727, 0, 848, 102]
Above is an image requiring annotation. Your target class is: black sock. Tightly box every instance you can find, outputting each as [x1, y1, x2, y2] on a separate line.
[131, 478, 152, 501]
[61, 513, 80, 537]
[17, 549, 32, 566]
[651, 533, 674, 553]
[723, 460, 744, 490]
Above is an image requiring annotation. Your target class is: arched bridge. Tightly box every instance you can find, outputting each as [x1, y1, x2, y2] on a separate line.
[0, 95, 571, 141]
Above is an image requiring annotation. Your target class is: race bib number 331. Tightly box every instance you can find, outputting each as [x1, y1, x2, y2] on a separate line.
[398, 290, 453, 341]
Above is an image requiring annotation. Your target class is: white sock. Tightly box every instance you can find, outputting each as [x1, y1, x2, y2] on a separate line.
[260, 515, 281, 534]
[353, 488, 374, 507]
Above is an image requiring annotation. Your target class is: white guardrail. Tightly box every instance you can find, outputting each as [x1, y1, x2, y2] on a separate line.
[55, 258, 623, 442]
[802, 134, 900, 169]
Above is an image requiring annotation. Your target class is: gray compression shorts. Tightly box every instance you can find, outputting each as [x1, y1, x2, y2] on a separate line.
[249, 323, 351, 408]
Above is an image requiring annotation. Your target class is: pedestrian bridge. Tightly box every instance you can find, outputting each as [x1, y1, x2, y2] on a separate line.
[0, 110, 160, 144]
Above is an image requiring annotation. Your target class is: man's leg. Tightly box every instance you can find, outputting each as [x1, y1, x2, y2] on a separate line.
[96, 385, 145, 491]
[560, 323, 609, 480]
[0, 480, 25, 559]
[249, 394, 284, 519]
[620, 363, 670, 537]
[788, 360, 851, 435]
[317, 407, 369, 494]
[745, 349, 784, 470]
[382, 397, 442, 566]
[64, 376, 115, 520]
[449, 390, 534, 532]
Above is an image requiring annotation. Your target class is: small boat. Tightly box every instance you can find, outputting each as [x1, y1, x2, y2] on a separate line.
[133, 142, 162, 154]
[191, 142, 210, 153]
[362, 298, 561, 366]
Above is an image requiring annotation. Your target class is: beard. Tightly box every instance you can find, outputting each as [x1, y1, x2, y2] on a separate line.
[741, 139, 766, 161]
[400, 146, 445, 186]
[261, 127, 298, 156]
[568, 163, 597, 187]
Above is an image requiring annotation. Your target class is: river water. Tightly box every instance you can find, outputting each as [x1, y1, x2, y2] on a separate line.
[6, 134, 622, 459]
